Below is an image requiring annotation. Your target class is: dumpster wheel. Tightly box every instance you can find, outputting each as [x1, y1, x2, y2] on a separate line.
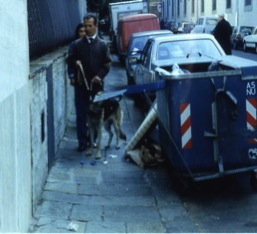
[250, 171, 257, 191]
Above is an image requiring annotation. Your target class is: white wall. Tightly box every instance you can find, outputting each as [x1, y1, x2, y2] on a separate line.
[161, 0, 257, 27]
[0, 0, 31, 232]
[0, 0, 87, 232]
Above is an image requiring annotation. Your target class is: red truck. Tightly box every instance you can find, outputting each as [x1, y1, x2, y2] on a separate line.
[116, 13, 160, 63]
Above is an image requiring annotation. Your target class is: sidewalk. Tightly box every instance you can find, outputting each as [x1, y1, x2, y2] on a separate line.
[30, 58, 198, 233]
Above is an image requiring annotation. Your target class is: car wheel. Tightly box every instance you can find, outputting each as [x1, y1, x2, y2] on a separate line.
[243, 42, 248, 52]
[126, 73, 135, 86]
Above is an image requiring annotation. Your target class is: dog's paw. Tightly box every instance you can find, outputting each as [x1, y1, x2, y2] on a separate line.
[95, 153, 101, 160]
[115, 145, 121, 150]
[86, 148, 93, 156]
[105, 145, 110, 149]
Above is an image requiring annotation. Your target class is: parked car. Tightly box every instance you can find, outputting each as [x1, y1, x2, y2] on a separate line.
[169, 21, 179, 34]
[131, 34, 225, 103]
[243, 26, 257, 52]
[191, 16, 218, 34]
[178, 22, 194, 33]
[125, 30, 173, 85]
[230, 25, 253, 49]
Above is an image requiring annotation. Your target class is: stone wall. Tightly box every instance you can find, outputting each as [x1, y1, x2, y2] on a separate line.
[29, 47, 74, 213]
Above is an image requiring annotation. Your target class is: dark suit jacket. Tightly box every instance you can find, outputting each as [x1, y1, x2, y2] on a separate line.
[69, 36, 112, 94]
[213, 19, 232, 55]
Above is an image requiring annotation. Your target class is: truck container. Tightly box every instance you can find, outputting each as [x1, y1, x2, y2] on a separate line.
[109, 0, 148, 50]
[117, 13, 160, 63]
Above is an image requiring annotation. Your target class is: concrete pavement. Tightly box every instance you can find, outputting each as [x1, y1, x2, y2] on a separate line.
[30, 57, 198, 233]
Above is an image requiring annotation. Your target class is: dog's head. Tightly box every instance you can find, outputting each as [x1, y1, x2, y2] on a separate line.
[88, 91, 104, 116]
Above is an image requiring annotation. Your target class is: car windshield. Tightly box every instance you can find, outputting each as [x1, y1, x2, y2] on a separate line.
[157, 39, 222, 60]
[129, 36, 149, 54]
[206, 18, 218, 25]
[240, 27, 253, 34]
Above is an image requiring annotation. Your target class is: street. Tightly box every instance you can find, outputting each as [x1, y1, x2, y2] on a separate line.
[31, 51, 257, 233]
[233, 48, 257, 61]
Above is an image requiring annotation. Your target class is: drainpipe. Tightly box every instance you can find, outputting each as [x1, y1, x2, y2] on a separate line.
[236, 0, 239, 26]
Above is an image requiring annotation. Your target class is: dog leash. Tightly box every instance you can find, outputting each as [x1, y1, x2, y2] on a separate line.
[77, 62, 90, 91]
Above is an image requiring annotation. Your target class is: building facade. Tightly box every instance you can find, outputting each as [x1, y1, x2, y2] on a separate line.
[161, 0, 257, 27]
[0, 0, 86, 232]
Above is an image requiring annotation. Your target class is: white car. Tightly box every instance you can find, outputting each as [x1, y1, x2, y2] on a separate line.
[131, 34, 225, 103]
[134, 33, 225, 85]
[243, 26, 257, 52]
[191, 16, 218, 34]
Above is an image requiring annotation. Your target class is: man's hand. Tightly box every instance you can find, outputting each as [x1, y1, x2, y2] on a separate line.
[76, 60, 82, 66]
[70, 78, 76, 86]
[91, 76, 102, 84]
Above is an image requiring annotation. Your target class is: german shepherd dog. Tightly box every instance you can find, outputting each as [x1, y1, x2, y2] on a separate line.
[86, 98, 126, 159]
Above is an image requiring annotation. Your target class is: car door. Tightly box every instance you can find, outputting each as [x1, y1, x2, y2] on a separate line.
[134, 41, 154, 84]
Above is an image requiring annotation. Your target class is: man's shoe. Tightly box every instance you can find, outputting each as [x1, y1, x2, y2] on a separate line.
[77, 144, 86, 152]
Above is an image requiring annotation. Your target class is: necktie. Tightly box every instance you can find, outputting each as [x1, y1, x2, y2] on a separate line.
[89, 37, 94, 44]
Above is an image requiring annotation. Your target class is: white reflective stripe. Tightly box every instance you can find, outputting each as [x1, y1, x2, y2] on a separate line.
[181, 104, 190, 125]
[246, 99, 256, 120]
[182, 126, 192, 148]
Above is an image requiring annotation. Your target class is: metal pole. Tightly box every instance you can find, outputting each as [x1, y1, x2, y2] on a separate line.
[236, 0, 239, 26]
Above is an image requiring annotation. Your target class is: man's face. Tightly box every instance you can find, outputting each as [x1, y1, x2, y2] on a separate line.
[84, 18, 97, 37]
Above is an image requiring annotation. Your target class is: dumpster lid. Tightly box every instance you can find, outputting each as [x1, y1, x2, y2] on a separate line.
[93, 80, 166, 102]
[220, 55, 257, 78]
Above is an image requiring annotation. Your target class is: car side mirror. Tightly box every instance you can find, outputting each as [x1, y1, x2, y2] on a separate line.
[128, 56, 139, 65]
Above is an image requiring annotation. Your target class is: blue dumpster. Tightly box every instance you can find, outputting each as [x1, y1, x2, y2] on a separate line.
[156, 57, 257, 183]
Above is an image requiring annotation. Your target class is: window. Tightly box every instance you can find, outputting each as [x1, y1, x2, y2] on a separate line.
[141, 41, 152, 69]
[192, 0, 195, 14]
[212, 0, 216, 11]
[178, 0, 180, 17]
[184, 0, 187, 15]
[201, 0, 204, 13]
[172, 0, 175, 17]
[226, 0, 231, 9]
[245, 0, 252, 6]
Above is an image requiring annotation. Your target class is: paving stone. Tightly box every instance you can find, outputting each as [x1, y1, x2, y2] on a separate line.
[164, 216, 199, 233]
[78, 183, 153, 196]
[126, 222, 166, 233]
[42, 191, 90, 205]
[35, 200, 72, 219]
[158, 204, 189, 221]
[88, 195, 155, 206]
[33, 217, 86, 233]
[70, 204, 103, 222]
[103, 206, 160, 222]
[45, 181, 78, 194]
[85, 221, 126, 233]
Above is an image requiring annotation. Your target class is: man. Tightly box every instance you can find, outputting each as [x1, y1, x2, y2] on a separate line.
[69, 13, 112, 152]
[213, 13, 232, 55]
